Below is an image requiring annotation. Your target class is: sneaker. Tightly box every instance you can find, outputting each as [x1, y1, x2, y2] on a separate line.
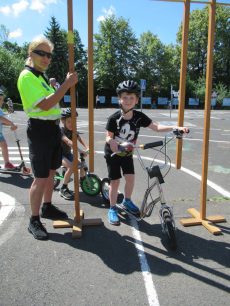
[122, 199, 140, 214]
[59, 187, 74, 200]
[4, 162, 16, 169]
[79, 177, 83, 186]
[108, 207, 120, 225]
[40, 204, 68, 219]
[28, 220, 49, 240]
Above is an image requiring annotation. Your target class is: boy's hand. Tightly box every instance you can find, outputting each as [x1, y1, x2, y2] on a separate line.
[109, 139, 119, 153]
[10, 123, 17, 131]
[177, 127, 189, 133]
[81, 151, 88, 158]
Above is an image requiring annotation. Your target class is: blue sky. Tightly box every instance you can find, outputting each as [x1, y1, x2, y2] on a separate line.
[0, 0, 227, 49]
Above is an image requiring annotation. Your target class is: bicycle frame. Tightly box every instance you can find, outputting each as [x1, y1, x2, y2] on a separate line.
[116, 130, 189, 233]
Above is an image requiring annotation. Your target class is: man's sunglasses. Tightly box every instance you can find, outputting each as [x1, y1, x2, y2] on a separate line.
[32, 50, 52, 59]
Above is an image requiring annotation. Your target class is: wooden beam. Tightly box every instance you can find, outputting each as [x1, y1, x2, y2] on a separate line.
[67, 0, 80, 222]
[88, 0, 94, 172]
[200, 0, 216, 219]
[176, 0, 190, 169]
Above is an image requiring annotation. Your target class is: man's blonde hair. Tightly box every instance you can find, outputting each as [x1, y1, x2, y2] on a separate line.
[25, 35, 54, 65]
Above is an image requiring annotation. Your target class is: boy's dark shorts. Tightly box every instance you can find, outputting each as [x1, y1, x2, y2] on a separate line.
[105, 154, 135, 180]
[27, 118, 62, 178]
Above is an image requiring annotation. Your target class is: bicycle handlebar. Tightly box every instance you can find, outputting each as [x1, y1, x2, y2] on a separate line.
[139, 141, 164, 150]
[111, 129, 190, 160]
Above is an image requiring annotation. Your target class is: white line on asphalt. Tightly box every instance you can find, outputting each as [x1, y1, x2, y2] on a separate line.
[0, 192, 15, 226]
[0, 193, 25, 247]
[130, 218, 160, 306]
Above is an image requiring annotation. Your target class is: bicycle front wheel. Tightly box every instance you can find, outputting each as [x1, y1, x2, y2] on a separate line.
[81, 174, 101, 196]
[164, 213, 177, 250]
[101, 178, 110, 204]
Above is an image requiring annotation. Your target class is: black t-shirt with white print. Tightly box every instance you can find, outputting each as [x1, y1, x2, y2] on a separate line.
[104, 110, 152, 156]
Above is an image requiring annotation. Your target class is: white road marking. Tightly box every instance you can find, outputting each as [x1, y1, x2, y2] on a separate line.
[0, 193, 25, 247]
[0, 192, 15, 226]
[131, 218, 160, 306]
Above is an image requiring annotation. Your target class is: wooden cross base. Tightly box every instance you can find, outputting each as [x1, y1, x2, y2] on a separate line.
[53, 210, 103, 238]
[180, 208, 226, 235]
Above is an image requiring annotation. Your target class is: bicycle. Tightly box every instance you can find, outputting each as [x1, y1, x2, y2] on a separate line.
[54, 153, 102, 196]
[111, 129, 190, 250]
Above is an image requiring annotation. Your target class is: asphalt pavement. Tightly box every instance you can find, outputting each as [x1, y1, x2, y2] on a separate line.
[0, 108, 229, 306]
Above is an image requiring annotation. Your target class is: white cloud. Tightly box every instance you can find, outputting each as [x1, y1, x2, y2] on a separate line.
[9, 28, 23, 38]
[30, 0, 46, 14]
[97, 5, 115, 22]
[0, 5, 11, 16]
[97, 15, 105, 22]
[12, 0, 29, 17]
[44, 0, 57, 3]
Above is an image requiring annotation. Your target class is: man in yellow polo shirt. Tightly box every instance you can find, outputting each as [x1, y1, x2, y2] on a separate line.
[17, 36, 78, 240]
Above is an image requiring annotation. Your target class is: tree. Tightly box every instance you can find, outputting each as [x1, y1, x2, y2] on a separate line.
[45, 16, 68, 85]
[176, 5, 230, 91]
[0, 24, 9, 45]
[176, 7, 209, 82]
[94, 14, 139, 99]
[0, 46, 25, 102]
[213, 6, 230, 88]
[138, 31, 178, 100]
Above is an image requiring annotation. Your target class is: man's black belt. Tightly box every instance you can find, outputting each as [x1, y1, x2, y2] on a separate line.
[29, 118, 60, 125]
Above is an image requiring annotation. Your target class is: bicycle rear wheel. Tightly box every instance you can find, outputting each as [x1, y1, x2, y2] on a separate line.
[164, 213, 177, 250]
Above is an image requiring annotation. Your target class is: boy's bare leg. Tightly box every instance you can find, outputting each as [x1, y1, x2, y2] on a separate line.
[30, 177, 48, 215]
[124, 174, 135, 198]
[0, 141, 9, 163]
[43, 169, 56, 203]
[109, 179, 120, 207]
[80, 167, 84, 178]
[62, 158, 73, 185]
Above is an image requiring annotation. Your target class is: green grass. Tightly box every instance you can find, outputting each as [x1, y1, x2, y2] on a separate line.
[172, 198, 195, 202]
[207, 197, 230, 202]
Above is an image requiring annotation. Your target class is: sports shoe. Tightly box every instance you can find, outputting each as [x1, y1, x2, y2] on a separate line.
[28, 220, 49, 240]
[122, 199, 140, 214]
[59, 187, 74, 200]
[108, 207, 120, 225]
[40, 204, 68, 219]
[4, 162, 16, 169]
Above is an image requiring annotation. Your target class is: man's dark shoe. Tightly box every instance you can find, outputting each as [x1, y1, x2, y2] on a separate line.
[28, 220, 49, 240]
[40, 204, 68, 219]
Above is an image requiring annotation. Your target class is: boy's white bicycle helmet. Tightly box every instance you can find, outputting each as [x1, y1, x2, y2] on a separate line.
[61, 107, 78, 119]
[116, 80, 141, 98]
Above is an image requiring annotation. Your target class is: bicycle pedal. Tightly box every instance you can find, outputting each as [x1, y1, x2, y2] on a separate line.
[116, 204, 141, 219]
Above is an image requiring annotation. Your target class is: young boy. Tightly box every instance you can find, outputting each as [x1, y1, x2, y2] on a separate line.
[6, 98, 14, 113]
[0, 90, 17, 170]
[104, 80, 188, 225]
[60, 107, 90, 200]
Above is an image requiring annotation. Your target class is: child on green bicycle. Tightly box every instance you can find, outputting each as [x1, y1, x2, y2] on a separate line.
[60, 107, 89, 200]
[104, 80, 188, 225]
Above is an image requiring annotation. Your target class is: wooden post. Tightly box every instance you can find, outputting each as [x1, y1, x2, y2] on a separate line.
[180, 0, 226, 233]
[175, 0, 190, 170]
[67, 0, 80, 222]
[200, 0, 216, 219]
[53, 0, 102, 237]
[88, 0, 94, 172]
